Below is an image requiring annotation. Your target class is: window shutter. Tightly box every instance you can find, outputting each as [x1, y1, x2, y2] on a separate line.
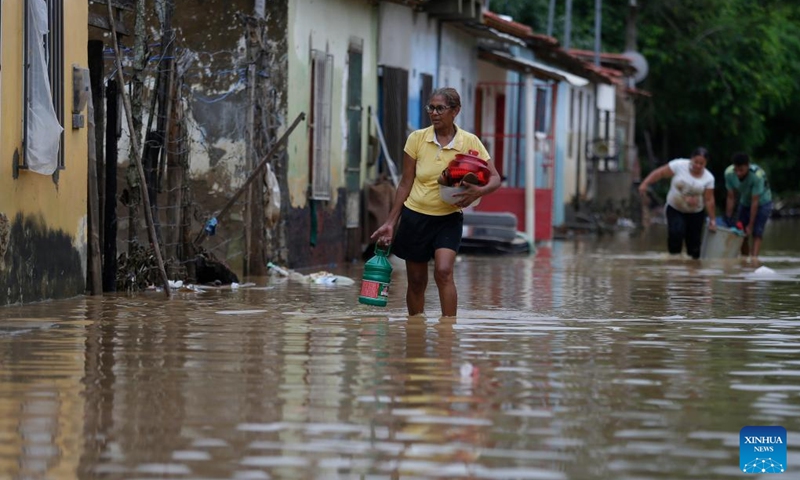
[311, 51, 333, 200]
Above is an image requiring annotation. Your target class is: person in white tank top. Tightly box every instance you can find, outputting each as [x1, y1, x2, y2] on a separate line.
[638, 147, 717, 259]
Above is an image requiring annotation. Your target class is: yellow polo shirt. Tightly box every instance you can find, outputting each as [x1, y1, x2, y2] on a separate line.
[403, 125, 491, 216]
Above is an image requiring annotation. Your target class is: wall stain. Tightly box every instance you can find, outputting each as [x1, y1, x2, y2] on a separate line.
[286, 188, 346, 269]
[0, 213, 9, 270]
[0, 213, 85, 306]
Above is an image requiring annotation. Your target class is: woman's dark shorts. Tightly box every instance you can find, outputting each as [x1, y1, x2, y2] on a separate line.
[392, 206, 463, 263]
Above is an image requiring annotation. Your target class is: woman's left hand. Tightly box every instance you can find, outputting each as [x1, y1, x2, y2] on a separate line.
[453, 183, 484, 208]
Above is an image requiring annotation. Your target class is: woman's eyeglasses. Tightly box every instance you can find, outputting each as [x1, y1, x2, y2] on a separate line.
[425, 104, 454, 114]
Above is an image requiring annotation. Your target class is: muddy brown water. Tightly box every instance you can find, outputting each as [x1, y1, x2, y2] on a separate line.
[2, 220, 799, 479]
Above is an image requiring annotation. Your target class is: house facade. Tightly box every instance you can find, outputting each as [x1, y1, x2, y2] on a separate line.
[465, 11, 616, 243]
[0, 0, 89, 305]
[97, 0, 379, 271]
[0, 0, 649, 305]
[375, 1, 482, 167]
[568, 50, 647, 221]
[376, 0, 438, 164]
[285, 0, 380, 267]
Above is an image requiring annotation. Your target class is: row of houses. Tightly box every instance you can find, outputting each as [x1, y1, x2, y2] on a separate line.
[0, 0, 647, 305]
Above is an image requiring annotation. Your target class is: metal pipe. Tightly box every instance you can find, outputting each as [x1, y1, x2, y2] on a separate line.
[524, 74, 536, 247]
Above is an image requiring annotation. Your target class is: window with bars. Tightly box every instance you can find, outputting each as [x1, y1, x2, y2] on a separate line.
[310, 49, 333, 200]
[22, 0, 64, 173]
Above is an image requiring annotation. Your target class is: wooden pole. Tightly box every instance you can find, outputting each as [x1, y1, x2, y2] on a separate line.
[102, 80, 119, 293]
[193, 112, 306, 248]
[165, 63, 180, 261]
[88, 40, 105, 254]
[159, 58, 176, 194]
[106, 3, 172, 298]
[524, 74, 536, 247]
[244, 63, 256, 277]
[156, 0, 176, 193]
[87, 92, 103, 295]
[127, 0, 147, 249]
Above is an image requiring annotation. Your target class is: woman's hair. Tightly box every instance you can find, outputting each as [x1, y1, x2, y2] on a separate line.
[429, 87, 461, 108]
[691, 147, 710, 161]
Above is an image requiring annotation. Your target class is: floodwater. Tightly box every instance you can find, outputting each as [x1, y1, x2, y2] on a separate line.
[2, 220, 800, 480]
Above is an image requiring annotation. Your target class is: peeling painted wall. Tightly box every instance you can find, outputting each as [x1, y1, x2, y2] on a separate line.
[116, 1, 256, 189]
[286, 189, 348, 269]
[0, 1, 89, 305]
[112, 0, 290, 268]
[111, 0, 380, 269]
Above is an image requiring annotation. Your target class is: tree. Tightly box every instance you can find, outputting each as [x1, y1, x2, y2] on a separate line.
[637, 0, 800, 196]
[491, 0, 800, 196]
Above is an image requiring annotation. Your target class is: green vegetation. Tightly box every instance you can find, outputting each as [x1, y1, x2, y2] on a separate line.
[491, 0, 800, 198]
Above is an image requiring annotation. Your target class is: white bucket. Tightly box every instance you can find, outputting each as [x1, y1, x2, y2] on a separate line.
[700, 226, 745, 259]
[439, 185, 481, 207]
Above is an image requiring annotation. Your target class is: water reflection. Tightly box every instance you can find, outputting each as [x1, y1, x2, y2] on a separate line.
[0, 220, 799, 479]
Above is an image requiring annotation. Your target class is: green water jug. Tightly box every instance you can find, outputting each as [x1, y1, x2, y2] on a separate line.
[358, 244, 393, 307]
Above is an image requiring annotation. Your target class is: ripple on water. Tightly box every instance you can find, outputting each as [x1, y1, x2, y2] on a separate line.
[2, 232, 800, 479]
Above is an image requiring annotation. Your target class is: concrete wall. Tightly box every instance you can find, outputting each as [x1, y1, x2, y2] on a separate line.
[378, 3, 438, 130]
[0, 0, 89, 304]
[562, 86, 594, 212]
[109, 0, 280, 271]
[553, 82, 571, 226]
[105, 0, 381, 270]
[534, 81, 554, 190]
[378, 3, 413, 68]
[595, 170, 633, 211]
[475, 59, 510, 168]
[438, 23, 477, 133]
[407, 11, 438, 129]
[615, 86, 638, 176]
[115, 0, 263, 188]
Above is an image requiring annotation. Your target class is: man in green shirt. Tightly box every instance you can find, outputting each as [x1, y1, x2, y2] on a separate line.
[724, 153, 773, 258]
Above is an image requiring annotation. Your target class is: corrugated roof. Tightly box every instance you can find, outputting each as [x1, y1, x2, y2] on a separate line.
[479, 49, 590, 86]
[482, 10, 559, 46]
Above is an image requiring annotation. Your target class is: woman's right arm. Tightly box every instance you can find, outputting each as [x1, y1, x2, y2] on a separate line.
[371, 153, 416, 244]
[638, 164, 673, 195]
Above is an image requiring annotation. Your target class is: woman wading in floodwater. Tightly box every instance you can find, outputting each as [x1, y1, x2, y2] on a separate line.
[639, 147, 717, 259]
[370, 87, 500, 317]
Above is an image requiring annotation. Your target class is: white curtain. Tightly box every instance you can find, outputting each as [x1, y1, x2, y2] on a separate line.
[26, 0, 63, 175]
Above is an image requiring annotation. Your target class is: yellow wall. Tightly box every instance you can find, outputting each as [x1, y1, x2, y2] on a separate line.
[1, 0, 89, 239]
[0, 334, 86, 479]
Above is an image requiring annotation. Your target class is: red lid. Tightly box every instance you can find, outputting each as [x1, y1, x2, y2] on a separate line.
[454, 152, 488, 165]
